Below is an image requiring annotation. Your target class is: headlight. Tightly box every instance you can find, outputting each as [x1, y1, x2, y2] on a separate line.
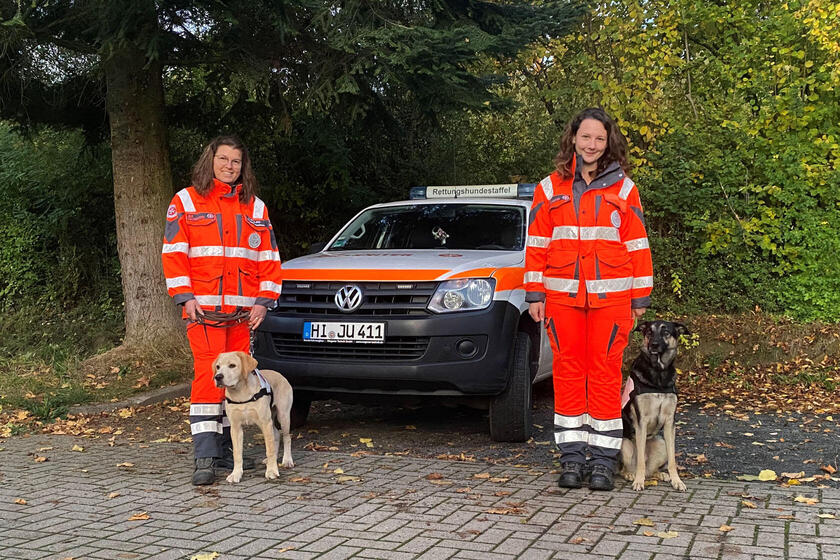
[428, 278, 495, 313]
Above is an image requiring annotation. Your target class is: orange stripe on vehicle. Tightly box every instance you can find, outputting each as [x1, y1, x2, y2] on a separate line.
[281, 269, 451, 281]
[492, 267, 525, 291]
[448, 268, 495, 279]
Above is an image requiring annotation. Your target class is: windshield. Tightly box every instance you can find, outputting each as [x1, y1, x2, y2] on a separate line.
[328, 204, 525, 251]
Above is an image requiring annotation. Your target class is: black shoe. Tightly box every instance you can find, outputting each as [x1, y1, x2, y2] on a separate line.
[192, 457, 216, 486]
[215, 450, 256, 471]
[589, 464, 615, 491]
[557, 462, 584, 489]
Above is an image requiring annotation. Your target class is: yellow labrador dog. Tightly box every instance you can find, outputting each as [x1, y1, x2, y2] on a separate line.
[213, 351, 294, 483]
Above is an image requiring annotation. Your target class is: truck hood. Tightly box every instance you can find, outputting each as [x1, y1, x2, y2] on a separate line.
[281, 250, 524, 282]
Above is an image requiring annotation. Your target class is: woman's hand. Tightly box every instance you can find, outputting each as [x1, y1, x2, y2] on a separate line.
[632, 307, 647, 319]
[249, 304, 267, 330]
[184, 299, 204, 322]
[528, 302, 545, 323]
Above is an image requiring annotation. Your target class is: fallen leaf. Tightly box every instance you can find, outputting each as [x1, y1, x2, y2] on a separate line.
[821, 465, 837, 475]
[782, 471, 805, 479]
[758, 469, 777, 481]
[116, 462, 134, 468]
[429, 480, 453, 486]
[473, 472, 491, 479]
[107, 492, 120, 499]
[777, 515, 795, 519]
[336, 475, 361, 483]
[425, 472, 444, 480]
[117, 408, 133, 419]
[34, 456, 47, 463]
[132, 375, 151, 389]
[719, 525, 733, 532]
[14, 498, 26, 505]
[741, 501, 757, 509]
[569, 537, 587, 544]
[644, 479, 658, 487]
[404, 425, 416, 430]
[657, 531, 679, 539]
[485, 506, 526, 515]
[189, 553, 219, 560]
[276, 548, 294, 554]
[455, 487, 471, 493]
[71, 445, 84, 452]
[695, 454, 708, 463]
[333, 468, 344, 474]
[289, 477, 311, 483]
[633, 517, 656, 527]
[489, 477, 509, 483]
[818, 514, 836, 519]
[128, 512, 150, 521]
[494, 491, 512, 497]
[643, 530, 656, 537]
[794, 495, 819, 505]
[359, 437, 373, 448]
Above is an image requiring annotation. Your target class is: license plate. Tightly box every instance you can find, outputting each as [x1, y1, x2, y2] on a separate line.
[303, 322, 385, 343]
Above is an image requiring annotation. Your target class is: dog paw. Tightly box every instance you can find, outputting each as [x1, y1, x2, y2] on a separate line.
[621, 472, 634, 481]
[658, 472, 671, 482]
[281, 458, 294, 469]
[265, 467, 279, 480]
[226, 471, 243, 483]
[671, 477, 686, 492]
[632, 478, 645, 491]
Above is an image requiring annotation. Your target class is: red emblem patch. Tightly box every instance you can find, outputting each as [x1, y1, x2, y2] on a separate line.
[166, 204, 177, 220]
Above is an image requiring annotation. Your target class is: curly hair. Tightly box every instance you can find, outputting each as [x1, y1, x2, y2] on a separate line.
[554, 108, 630, 179]
[190, 135, 259, 203]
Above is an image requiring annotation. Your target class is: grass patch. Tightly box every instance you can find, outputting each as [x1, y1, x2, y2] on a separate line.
[0, 300, 191, 423]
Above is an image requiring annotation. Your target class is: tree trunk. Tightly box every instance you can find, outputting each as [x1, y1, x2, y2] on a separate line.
[105, 46, 183, 346]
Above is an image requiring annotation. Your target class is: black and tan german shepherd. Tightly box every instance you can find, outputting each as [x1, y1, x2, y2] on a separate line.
[620, 320, 689, 491]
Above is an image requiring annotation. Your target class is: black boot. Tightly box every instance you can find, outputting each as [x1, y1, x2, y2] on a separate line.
[557, 462, 584, 489]
[589, 464, 615, 491]
[192, 457, 216, 486]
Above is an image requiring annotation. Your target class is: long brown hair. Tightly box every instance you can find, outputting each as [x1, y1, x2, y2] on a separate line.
[554, 108, 630, 179]
[190, 135, 259, 203]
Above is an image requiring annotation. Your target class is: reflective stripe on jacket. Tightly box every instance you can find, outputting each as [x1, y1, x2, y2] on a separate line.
[161, 178, 282, 315]
[524, 158, 653, 308]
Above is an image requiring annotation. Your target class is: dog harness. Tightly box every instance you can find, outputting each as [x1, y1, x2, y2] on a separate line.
[224, 369, 282, 430]
[225, 369, 272, 404]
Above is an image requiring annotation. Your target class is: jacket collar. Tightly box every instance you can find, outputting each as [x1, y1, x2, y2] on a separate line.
[211, 177, 242, 198]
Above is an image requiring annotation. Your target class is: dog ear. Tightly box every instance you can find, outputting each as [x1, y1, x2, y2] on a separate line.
[237, 351, 258, 374]
[634, 320, 650, 333]
[674, 322, 690, 336]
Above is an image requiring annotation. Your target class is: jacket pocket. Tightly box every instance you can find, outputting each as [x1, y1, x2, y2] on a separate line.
[546, 250, 578, 275]
[192, 274, 223, 307]
[596, 247, 632, 277]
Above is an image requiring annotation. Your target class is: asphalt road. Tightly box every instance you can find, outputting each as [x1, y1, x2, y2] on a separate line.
[293, 379, 840, 487]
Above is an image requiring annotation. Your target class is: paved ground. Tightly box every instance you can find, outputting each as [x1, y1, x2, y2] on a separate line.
[1, 435, 838, 560]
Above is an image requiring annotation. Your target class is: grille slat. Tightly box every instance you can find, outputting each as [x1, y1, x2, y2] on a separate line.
[276, 281, 437, 316]
[272, 334, 429, 361]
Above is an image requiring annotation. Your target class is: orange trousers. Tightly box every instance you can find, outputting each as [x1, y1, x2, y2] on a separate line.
[545, 303, 633, 467]
[186, 321, 250, 457]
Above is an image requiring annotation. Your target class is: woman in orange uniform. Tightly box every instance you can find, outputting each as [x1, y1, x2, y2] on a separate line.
[162, 136, 282, 485]
[524, 108, 652, 490]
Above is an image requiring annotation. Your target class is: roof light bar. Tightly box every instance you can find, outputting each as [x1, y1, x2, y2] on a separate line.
[410, 183, 537, 200]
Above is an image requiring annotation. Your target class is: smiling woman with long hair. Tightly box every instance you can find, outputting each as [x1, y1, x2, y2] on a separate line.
[524, 108, 653, 491]
[161, 135, 283, 485]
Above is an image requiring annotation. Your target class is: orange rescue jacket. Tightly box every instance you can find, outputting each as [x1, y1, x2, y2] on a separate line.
[162, 178, 282, 315]
[524, 159, 653, 308]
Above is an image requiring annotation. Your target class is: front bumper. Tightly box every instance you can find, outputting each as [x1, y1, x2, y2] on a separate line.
[253, 300, 521, 396]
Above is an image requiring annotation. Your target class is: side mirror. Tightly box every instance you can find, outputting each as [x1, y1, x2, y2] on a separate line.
[307, 241, 327, 254]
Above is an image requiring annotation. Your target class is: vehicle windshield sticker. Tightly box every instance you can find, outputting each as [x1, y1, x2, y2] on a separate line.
[432, 227, 449, 245]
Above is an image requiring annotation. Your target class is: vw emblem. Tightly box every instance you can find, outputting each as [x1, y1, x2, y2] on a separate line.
[335, 285, 363, 312]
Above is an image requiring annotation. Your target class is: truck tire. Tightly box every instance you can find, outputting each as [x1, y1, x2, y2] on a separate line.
[488, 331, 532, 442]
[290, 396, 311, 429]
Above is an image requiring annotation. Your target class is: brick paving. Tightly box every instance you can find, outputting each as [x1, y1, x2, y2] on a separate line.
[0, 435, 838, 559]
